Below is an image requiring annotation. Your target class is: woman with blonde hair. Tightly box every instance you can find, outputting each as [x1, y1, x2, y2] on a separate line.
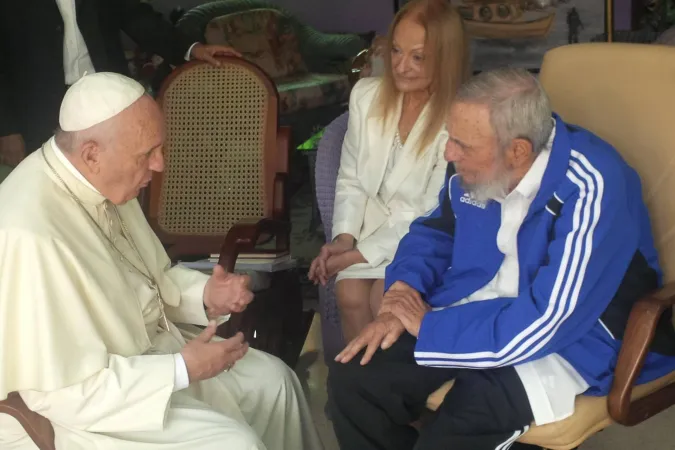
[309, 0, 469, 342]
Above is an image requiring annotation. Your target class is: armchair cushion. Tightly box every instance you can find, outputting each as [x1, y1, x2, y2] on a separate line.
[425, 372, 675, 450]
[277, 73, 350, 114]
[205, 9, 307, 79]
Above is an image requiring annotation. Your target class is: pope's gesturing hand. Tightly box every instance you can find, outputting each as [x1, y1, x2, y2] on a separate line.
[203, 265, 253, 317]
[181, 321, 249, 382]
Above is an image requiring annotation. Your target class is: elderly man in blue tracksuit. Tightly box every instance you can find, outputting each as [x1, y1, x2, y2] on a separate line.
[328, 67, 675, 450]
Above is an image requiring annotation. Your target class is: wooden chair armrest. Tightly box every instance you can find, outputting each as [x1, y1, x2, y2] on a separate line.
[274, 126, 291, 221]
[608, 282, 675, 425]
[215, 218, 291, 342]
[0, 393, 55, 450]
[273, 172, 288, 221]
[276, 126, 291, 169]
[217, 218, 291, 272]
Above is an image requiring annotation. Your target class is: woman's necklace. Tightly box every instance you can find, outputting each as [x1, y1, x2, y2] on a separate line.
[41, 146, 171, 331]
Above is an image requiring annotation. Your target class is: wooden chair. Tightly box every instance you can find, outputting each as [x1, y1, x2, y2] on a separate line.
[150, 56, 291, 267]
[148, 57, 306, 358]
[425, 42, 675, 449]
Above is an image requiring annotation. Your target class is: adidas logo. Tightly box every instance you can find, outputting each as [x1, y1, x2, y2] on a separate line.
[459, 193, 486, 209]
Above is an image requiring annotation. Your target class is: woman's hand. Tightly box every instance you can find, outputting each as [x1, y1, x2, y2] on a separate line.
[308, 235, 353, 284]
[309, 235, 364, 285]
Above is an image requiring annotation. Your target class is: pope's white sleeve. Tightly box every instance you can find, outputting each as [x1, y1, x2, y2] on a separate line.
[164, 264, 229, 326]
[173, 353, 190, 391]
[19, 354, 176, 433]
[164, 264, 211, 326]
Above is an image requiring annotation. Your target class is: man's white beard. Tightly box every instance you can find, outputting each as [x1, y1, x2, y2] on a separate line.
[455, 164, 512, 203]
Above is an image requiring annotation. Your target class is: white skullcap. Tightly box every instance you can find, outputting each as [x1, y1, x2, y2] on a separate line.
[59, 72, 146, 132]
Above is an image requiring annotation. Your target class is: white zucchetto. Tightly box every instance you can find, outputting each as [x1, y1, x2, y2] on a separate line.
[59, 72, 146, 132]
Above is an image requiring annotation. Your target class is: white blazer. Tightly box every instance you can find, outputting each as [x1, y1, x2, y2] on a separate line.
[332, 77, 448, 271]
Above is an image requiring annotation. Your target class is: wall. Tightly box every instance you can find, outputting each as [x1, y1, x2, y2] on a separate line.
[151, 0, 632, 34]
[615, 0, 633, 30]
[151, 0, 394, 34]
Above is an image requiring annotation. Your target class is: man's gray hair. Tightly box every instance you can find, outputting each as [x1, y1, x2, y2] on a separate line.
[454, 67, 554, 153]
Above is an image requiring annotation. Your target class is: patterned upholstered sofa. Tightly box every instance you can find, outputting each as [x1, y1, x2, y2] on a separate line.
[176, 0, 367, 145]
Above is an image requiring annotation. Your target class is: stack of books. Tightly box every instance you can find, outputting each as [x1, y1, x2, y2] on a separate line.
[183, 250, 294, 273]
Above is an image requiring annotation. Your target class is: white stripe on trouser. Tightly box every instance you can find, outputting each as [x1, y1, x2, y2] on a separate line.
[495, 425, 529, 450]
[414, 151, 604, 368]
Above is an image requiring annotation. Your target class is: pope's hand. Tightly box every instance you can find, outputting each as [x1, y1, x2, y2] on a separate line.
[203, 265, 253, 317]
[181, 321, 249, 383]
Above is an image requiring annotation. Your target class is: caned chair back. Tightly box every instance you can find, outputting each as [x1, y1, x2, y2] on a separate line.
[149, 57, 285, 256]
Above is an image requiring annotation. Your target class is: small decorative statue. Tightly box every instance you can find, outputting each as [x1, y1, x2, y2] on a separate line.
[567, 7, 584, 44]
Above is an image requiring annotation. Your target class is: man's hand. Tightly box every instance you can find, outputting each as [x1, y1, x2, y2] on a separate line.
[0, 134, 25, 166]
[309, 234, 360, 285]
[180, 321, 249, 383]
[203, 264, 253, 317]
[379, 281, 423, 314]
[190, 44, 241, 66]
[379, 281, 430, 338]
[335, 313, 405, 365]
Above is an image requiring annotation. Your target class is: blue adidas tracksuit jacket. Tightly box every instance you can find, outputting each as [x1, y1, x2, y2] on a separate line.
[385, 116, 675, 396]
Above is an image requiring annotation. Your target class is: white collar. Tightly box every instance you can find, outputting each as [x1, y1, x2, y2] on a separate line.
[51, 137, 101, 194]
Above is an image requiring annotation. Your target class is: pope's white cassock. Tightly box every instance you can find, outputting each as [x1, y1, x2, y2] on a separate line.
[0, 75, 323, 450]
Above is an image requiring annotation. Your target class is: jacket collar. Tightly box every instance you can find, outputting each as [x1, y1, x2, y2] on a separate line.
[525, 113, 572, 218]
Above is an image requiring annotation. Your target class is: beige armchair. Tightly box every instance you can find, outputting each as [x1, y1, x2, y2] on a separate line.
[426, 42, 675, 449]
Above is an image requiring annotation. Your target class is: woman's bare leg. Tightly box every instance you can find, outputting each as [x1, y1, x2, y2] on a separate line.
[335, 278, 376, 343]
[369, 278, 385, 318]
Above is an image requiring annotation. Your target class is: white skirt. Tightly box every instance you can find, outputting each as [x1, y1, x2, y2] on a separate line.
[335, 228, 393, 282]
[336, 262, 387, 282]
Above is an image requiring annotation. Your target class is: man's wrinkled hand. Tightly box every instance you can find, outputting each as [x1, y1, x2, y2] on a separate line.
[190, 43, 242, 66]
[380, 290, 430, 338]
[203, 264, 253, 317]
[334, 313, 405, 366]
[378, 281, 424, 314]
[181, 321, 248, 383]
[379, 280, 422, 314]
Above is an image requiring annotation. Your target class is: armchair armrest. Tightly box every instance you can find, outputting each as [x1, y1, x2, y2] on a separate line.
[217, 218, 291, 272]
[216, 218, 291, 341]
[608, 282, 675, 426]
[274, 125, 291, 220]
[0, 393, 55, 450]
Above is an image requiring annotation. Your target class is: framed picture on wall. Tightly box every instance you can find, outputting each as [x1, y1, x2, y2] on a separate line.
[446, 0, 615, 72]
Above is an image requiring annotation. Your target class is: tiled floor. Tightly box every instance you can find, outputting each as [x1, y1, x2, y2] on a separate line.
[296, 313, 675, 450]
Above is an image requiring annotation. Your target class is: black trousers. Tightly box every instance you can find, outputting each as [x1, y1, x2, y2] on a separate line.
[328, 333, 537, 450]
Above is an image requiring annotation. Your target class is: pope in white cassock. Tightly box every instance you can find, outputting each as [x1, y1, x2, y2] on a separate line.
[0, 72, 323, 450]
